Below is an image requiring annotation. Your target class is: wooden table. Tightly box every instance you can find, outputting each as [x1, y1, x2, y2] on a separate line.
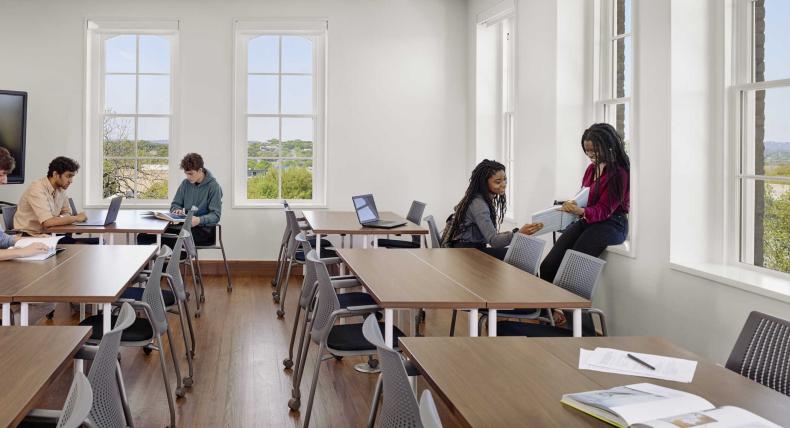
[336, 248, 590, 346]
[400, 336, 790, 428]
[0, 246, 87, 326]
[301, 210, 428, 254]
[0, 326, 91, 428]
[46, 209, 169, 245]
[13, 245, 157, 333]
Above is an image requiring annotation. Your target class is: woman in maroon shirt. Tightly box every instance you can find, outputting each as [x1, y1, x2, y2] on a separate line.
[539, 123, 630, 283]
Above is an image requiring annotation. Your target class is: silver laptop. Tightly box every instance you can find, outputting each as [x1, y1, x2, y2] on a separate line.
[77, 196, 122, 226]
[352, 194, 406, 229]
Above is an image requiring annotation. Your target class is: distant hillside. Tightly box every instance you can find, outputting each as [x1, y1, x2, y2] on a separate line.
[764, 141, 790, 165]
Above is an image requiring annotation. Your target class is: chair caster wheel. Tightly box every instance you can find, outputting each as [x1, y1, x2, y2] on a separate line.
[288, 398, 300, 410]
[276, 309, 285, 318]
[143, 347, 153, 356]
[283, 358, 293, 369]
[270, 279, 277, 286]
[272, 291, 279, 297]
[183, 377, 193, 387]
[176, 387, 185, 398]
[333, 356, 343, 361]
[226, 287, 232, 293]
[273, 296, 280, 304]
[200, 295, 206, 302]
[46, 310, 55, 320]
[369, 358, 379, 369]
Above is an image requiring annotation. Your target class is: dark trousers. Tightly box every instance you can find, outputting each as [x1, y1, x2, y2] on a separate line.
[448, 241, 507, 261]
[137, 224, 216, 248]
[59, 234, 100, 245]
[539, 213, 628, 282]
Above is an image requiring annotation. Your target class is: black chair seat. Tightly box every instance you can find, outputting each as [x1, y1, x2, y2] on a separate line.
[121, 287, 176, 306]
[493, 308, 541, 317]
[376, 239, 420, 249]
[295, 247, 337, 261]
[496, 320, 598, 337]
[79, 315, 154, 342]
[337, 292, 376, 308]
[327, 323, 406, 352]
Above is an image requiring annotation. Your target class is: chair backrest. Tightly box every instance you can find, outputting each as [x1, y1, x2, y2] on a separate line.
[284, 210, 302, 258]
[423, 215, 441, 249]
[166, 233, 190, 302]
[87, 302, 135, 428]
[141, 254, 170, 334]
[406, 201, 426, 225]
[296, 233, 318, 309]
[57, 371, 93, 428]
[363, 315, 423, 428]
[504, 233, 546, 276]
[552, 250, 605, 300]
[725, 311, 790, 396]
[2, 205, 16, 231]
[419, 390, 443, 428]
[307, 250, 342, 343]
[180, 209, 199, 257]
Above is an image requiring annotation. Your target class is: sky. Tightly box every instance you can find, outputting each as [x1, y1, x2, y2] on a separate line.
[763, 0, 790, 143]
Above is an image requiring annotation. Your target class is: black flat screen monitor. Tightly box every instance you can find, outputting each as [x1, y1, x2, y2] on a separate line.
[0, 90, 27, 184]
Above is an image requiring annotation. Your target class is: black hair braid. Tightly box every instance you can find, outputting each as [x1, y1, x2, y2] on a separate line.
[441, 159, 508, 246]
[580, 123, 630, 206]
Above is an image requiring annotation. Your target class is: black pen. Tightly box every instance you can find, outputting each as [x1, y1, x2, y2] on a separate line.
[627, 353, 656, 370]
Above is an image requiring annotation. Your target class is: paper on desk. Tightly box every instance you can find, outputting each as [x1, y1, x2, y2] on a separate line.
[13, 236, 63, 261]
[579, 348, 697, 383]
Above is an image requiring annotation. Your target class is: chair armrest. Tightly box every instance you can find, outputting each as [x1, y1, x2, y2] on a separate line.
[74, 344, 100, 361]
[319, 256, 342, 265]
[585, 307, 608, 336]
[343, 304, 381, 314]
[21, 409, 62, 424]
[331, 278, 361, 289]
[162, 233, 179, 239]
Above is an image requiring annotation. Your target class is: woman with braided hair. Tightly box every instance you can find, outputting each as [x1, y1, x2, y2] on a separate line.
[442, 159, 543, 260]
[539, 123, 630, 282]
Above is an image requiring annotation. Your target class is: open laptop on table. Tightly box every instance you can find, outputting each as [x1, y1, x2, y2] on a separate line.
[352, 194, 407, 229]
[75, 195, 122, 226]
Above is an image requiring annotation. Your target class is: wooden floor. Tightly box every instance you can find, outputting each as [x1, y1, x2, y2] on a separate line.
[32, 273, 471, 427]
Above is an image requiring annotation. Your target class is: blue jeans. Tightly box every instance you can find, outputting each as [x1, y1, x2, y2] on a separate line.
[539, 213, 628, 282]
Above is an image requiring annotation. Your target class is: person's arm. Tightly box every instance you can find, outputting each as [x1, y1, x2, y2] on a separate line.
[60, 197, 71, 215]
[581, 168, 628, 223]
[0, 230, 15, 249]
[468, 198, 512, 248]
[0, 243, 50, 261]
[41, 213, 85, 228]
[197, 184, 222, 226]
[28, 187, 83, 228]
[170, 182, 185, 213]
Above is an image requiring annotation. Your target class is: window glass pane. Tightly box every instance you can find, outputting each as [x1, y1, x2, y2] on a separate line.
[247, 159, 279, 199]
[139, 36, 170, 74]
[248, 117, 279, 157]
[741, 87, 790, 176]
[137, 117, 169, 157]
[755, 0, 790, 82]
[138, 75, 170, 114]
[282, 159, 313, 199]
[282, 118, 313, 157]
[281, 75, 312, 114]
[282, 36, 312, 74]
[604, 102, 630, 149]
[103, 159, 136, 198]
[615, 0, 631, 36]
[248, 75, 279, 114]
[105, 75, 136, 114]
[137, 158, 169, 199]
[248, 36, 279, 73]
[103, 117, 135, 157]
[740, 178, 790, 274]
[105, 35, 136, 73]
[613, 37, 632, 99]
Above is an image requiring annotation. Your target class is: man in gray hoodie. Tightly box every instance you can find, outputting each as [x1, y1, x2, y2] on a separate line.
[138, 152, 223, 247]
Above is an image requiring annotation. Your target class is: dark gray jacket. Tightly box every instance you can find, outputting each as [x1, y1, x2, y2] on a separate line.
[451, 195, 512, 248]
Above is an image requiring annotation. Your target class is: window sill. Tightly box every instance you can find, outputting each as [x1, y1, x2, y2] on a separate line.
[85, 203, 170, 209]
[669, 261, 790, 304]
[605, 240, 635, 258]
[232, 202, 328, 209]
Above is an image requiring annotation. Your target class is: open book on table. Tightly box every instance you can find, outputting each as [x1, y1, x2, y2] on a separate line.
[562, 383, 780, 428]
[13, 236, 63, 261]
[142, 211, 187, 223]
[530, 187, 589, 236]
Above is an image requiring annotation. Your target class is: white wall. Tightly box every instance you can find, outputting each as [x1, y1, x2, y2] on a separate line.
[0, 0, 469, 260]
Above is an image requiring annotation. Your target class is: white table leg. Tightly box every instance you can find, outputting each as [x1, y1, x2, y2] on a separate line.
[362, 235, 368, 249]
[315, 233, 321, 256]
[156, 233, 162, 247]
[488, 309, 497, 336]
[98, 234, 104, 245]
[468, 308, 479, 337]
[103, 303, 112, 333]
[410, 309, 417, 337]
[385, 308, 394, 348]
[573, 308, 582, 337]
[20, 303, 29, 326]
[79, 303, 86, 321]
[108, 234, 114, 245]
[2, 303, 10, 326]
[373, 235, 378, 248]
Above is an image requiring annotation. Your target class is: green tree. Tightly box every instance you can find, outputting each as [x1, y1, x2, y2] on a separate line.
[282, 166, 313, 199]
[763, 185, 790, 273]
[247, 169, 279, 199]
[140, 181, 168, 199]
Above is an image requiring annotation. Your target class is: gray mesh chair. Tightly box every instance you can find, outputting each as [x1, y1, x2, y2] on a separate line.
[21, 372, 93, 428]
[179, 210, 207, 314]
[283, 232, 368, 371]
[726, 311, 790, 396]
[419, 391, 443, 428]
[423, 215, 441, 249]
[272, 202, 293, 287]
[289, 250, 404, 428]
[2, 204, 17, 232]
[497, 250, 608, 337]
[79, 254, 184, 428]
[163, 233, 198, 387]
[377, 200, 427, 248]
[362, 315, 422, 428]
[470, 233, 547, 334]
[193, 223, 232, 292]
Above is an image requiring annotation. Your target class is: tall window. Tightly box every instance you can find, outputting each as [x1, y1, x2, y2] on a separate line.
[233, 21, 327, 207]
[595, 0, 634, 252]
[733, 0, 790, 274]
[85, 21, 179, 205]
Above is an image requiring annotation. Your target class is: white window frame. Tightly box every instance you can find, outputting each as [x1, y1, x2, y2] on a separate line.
[593, 0, 637, 257]
[726, 0, 790, 277]
[232, 19, 328, 208]
[84, 20, 180, 208]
